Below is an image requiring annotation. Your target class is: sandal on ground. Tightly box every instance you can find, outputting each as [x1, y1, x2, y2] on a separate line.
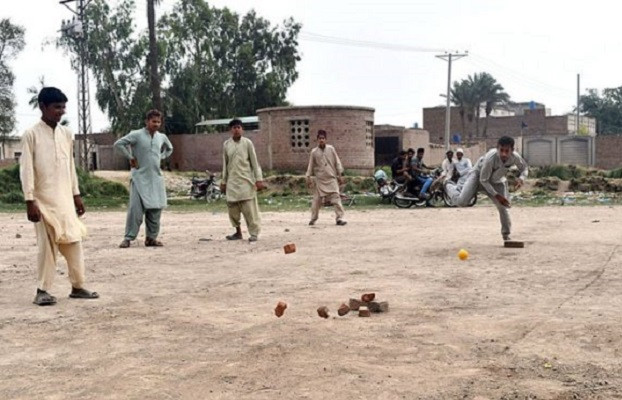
[69, 288, 99, 299]
[248, 235, 258, 242]
[226, 233, 243, 241]
[33, 289, 57, 306]
[145, 238, 164, 247]
[119, 239, 131, 248]
[336, 220, 347, 226]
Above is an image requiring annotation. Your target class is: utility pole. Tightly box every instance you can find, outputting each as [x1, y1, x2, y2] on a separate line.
[436, 51, 468, 150]
[576, 73, 580, 135]
[60, 0, 92, 171]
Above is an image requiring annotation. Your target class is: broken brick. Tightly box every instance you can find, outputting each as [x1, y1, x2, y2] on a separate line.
[337, 303, 350, 316]
[361, 293, 375, 302]
[274, 301, 287, 318]
[317, 306, 329, 319]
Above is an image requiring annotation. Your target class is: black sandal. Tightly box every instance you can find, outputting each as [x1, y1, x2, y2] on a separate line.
[69, 288, 99, 299]
[33, 289, 57, 306]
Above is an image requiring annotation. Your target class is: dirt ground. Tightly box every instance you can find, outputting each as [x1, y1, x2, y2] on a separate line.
[1, 206, 621, 400]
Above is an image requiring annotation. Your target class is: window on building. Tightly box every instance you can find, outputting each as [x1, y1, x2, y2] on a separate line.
[365, 121, 374, 147]
[290, 119, 310, 149]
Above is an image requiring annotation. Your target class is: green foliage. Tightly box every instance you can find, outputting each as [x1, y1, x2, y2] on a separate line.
[451, 72, 510, 139]
[159, 1, 301, 133]
[56, 0, 301, 135]
[0, 164, 128, 206]
[0, 164, 23, 203]
[608, 167, 622, 178]
[0, 18, 26, 140]
[580, 87, 622, 134]
[76, 168, 128, 198]
[531, 165, 587, 180]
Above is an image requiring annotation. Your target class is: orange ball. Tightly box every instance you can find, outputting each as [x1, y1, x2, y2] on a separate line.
[458, 249, 469, 260]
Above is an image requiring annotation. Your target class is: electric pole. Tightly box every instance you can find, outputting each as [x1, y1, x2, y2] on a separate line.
[60, 0, 92, 171]
[436, 51, 468, 150]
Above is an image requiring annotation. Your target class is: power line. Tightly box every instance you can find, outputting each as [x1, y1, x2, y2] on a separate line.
[300, 31, 445, 53]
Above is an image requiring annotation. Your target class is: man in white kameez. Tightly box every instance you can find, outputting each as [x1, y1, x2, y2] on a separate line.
[445, 136, 528, 241]
[306, 129, 347, 226]
[20, 87, 99, 306]
[220, 119, 265, 242]
[453, 148, 473, 186]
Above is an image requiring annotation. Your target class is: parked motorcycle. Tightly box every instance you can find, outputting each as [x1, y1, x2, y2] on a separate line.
[374, 170, 399, 203]
[189, 170, 221, 202]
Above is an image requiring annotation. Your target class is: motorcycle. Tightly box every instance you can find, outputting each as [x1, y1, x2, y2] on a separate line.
[189, 170, 222, 202]
[374, 170, 399, 203]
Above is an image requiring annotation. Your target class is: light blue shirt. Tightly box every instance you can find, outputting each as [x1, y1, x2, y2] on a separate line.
[114, 128, 173, 209]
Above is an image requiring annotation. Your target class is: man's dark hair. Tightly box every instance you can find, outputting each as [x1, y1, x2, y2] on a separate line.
[398, 150, 407, 156]
[317, 129, 327, 138]
[229, 118, 243, 128]
[145, 109, 162, 120]
[417, 147, 425, 153]
[38, 87, 68, 106]
[446, 150, 454, 155]
[498, 136, 515, 148]
[407, 148, 414, 154]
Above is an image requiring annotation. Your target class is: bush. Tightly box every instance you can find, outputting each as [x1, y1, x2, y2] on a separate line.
[608, 167, 622, 178]
[0, 164, 128, 205]
[531, 165, 586, 180]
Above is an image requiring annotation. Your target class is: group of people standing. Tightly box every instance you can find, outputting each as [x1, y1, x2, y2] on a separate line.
[20, 87, 527, 307]
[19, 87, 348, 305]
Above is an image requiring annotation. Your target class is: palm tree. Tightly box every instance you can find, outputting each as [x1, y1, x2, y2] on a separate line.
[450, 80, 476, 140]
[479, 73, 510, 138]
[147, 0, 162, 112]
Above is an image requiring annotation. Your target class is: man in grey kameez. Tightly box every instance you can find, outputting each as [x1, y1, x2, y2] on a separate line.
[306, 129, 347, 226]
[115, 109, 173, 248]
[221, 119, 265, 242]
[445, 136, 528, 241]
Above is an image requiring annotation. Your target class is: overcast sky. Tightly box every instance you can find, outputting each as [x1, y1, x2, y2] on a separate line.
[5, 0, 621, 135]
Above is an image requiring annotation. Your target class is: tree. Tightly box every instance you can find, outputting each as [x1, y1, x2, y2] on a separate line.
[57, 0, 301, 135]
[451, 79, 475, 140]
[478, 72, 510, 138]
[580, 87, 622, 134]
[147, 0, 162, 111]
[159, 0, 301, 133]
[57, 0, 151, 134]
[451, 72, 510, 139]
[0, 18, 25, 157]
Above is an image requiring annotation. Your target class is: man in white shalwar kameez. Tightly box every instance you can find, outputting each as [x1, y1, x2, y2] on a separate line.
[20, 87, 99, 306]
[220, 119, 266, 242]
[306, 130, 347, 226]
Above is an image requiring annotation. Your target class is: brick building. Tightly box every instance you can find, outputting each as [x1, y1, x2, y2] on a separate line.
[168, 105, 375, 174]
[423, 106, 596, 142]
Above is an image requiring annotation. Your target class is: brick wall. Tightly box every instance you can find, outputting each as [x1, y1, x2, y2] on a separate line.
[595, 135, 622, 169]
[167, 106, 375, 174]
[423, 107, 594, 141]
[169, 130, 266, 173]
[257, 106, 375, 174]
